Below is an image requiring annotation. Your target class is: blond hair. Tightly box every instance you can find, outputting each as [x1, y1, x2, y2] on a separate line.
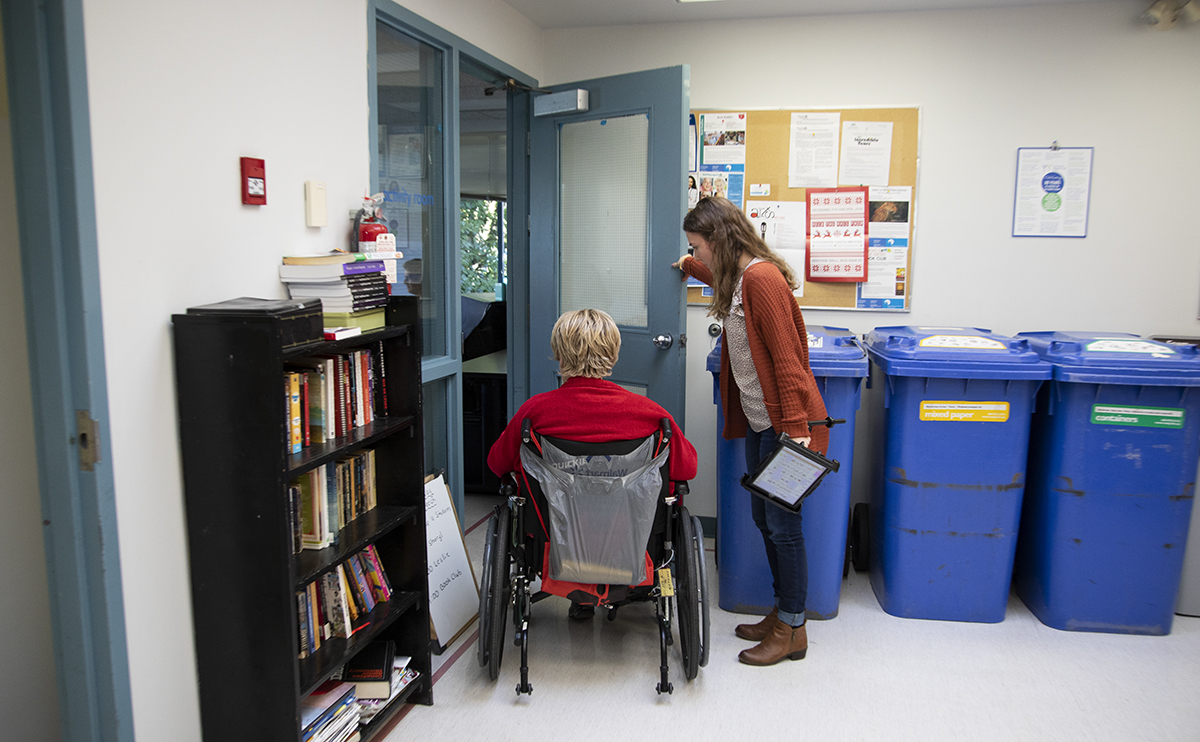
[551, 309, 620, 378]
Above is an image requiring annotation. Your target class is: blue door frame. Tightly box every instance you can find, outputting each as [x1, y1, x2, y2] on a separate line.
[1, 1, 133, 740]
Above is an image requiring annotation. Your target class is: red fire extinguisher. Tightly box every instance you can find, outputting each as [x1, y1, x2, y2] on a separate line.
[353, 193, 388, 251]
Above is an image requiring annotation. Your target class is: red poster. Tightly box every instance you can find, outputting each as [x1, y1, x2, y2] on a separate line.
[806, 187, 868, 282]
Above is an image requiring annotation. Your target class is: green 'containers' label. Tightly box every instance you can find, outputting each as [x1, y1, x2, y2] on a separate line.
[1091, 404, 1185, 429]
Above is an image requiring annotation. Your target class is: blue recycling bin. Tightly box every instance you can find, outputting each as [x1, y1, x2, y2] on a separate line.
[864, 326, 1051, 623]
[711, 328, 867, 619]
[1013, 332, 1200, 635]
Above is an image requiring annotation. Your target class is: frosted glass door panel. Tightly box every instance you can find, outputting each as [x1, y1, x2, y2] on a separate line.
[560, 114, 649, 328]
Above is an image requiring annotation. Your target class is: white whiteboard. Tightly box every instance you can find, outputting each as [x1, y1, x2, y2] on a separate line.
[424, 473, 478, 646]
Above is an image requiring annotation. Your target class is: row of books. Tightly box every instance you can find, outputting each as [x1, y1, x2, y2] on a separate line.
[284, 342, 389, 453]
[287, 448, 377, 553]
[300, 680, 360, 742]
[304, 642, 418, 741]
[297, 544, 393, 659]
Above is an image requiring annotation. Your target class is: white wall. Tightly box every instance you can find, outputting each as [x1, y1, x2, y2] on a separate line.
[542, 2, 1200, 512]
[65, 0, 1199, 738]
[0, 15, 63, 742]
[78, 0, 540, 738]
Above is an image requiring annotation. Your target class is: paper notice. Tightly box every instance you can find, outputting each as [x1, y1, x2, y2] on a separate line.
[838, 121, 894, 186]
[788, 112, 840, 188]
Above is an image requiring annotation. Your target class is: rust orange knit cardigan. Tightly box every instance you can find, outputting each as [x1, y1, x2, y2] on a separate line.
[682, 255, 829, 455]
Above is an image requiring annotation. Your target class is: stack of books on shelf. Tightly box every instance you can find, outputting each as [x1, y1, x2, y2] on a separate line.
[296, 544, 393, 658]
[300, 680, 361, 742]
[280, 252, 401, 332]
[283, 344, 390, 454]
[335, 641, 419, 725]
[287, 448, 377, 553]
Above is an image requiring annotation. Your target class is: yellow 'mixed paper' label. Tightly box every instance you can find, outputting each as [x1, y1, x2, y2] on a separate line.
[919, 401, 1010, 422]
[657, 568, 675, 597]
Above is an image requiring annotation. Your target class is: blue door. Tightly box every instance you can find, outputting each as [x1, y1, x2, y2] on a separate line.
[528, 66, 690, 425]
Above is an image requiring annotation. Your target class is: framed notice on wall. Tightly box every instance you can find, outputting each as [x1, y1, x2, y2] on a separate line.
[1012, 146, 1093, 238]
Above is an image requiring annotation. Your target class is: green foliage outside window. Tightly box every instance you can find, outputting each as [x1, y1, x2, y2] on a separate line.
[461, 198, 502, 293]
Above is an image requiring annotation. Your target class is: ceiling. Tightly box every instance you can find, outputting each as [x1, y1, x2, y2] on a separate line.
[502, 0, 1123, 29]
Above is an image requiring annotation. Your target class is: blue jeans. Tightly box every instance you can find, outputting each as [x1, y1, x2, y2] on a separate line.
[745, 426, 807, 627]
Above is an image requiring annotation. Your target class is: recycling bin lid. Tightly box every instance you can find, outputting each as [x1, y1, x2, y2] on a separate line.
[1016, 331, 1200, 386]
[807, 326, 868, 378]
[864, 326, 1051, 380]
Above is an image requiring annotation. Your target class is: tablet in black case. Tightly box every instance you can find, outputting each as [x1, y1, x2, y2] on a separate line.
[740, 434, 840, 513]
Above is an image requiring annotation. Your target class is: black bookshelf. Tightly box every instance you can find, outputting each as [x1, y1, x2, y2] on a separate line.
[173, 295, 432, 742]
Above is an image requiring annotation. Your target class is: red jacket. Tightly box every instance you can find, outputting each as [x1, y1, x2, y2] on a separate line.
[487, 376, 698, 482]
[681, 256, 829, 455]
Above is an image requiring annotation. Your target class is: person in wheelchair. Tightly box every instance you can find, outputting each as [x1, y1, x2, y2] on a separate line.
[487, 308, 698, 619]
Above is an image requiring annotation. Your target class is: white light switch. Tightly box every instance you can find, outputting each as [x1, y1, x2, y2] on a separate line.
[304, 181, 328, 227]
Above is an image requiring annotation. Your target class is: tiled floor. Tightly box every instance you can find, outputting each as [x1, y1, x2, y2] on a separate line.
[385, 493, 1200, 741]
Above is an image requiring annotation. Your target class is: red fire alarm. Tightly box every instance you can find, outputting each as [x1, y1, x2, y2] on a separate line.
[240, 157, 266, 205]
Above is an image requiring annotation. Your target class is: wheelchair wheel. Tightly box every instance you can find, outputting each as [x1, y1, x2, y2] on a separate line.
[692, 515, 711, 669]
[477, 505, 511, 680]
[674, 506, 702, 680]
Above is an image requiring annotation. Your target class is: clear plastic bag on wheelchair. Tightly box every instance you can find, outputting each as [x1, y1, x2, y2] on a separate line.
[520, 437, 668, 585]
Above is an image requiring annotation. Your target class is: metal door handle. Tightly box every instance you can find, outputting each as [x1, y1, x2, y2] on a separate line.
[653, 334, 673, 349]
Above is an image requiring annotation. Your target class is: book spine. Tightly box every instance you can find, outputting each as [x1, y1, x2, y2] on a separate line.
[376, 340, 389, 418]
[307, 370, 326, 444]
[337, 565, 359, 623]
[289, 372, 302, 454]
[366, 449, 377, 511]
[362, 545, 391, 602]
[325, 463, 340, 542]
[363, 348, 375, 422]
[340, 261, 385, 275]
[308, 582, 322, 649]
[347, 554, 376, 612]
[336, 356, 348, 437]
[299, 475, 322, 550]
[356, 453, 366, 520]
[301, 372, 310, 448]
[321, 573, 348, 639]
[337, 460, 349, 528]
[359, 548, 384, 603]
[341, 355, 353, 434]
[355, 350, 367, 427]
[323, 358, 337, 439]
[303, 585, 316, 654]
[288, 485, 303, 554]
[367, 544, 393, 599]
[297, 590, 309, 658]
[313, 468, 330, 548]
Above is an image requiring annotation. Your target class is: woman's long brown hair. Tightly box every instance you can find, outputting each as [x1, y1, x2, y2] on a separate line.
[683, 196, 799, 321]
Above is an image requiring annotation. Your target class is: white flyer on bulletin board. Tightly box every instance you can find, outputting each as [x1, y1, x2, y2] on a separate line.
[788, 112, 840, 188]
[838, 120, 894, 186]
[747, 200, 807, 297]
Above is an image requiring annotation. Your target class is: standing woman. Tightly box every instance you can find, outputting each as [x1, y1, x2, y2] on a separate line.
[673, 196, 829, 666]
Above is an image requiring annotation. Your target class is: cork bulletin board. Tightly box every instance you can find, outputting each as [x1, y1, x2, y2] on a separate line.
[688, 107, 920, 311]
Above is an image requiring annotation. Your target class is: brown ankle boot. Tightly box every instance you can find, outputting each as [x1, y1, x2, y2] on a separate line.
[735, 607, 779, 641]
[738, 621, 808, 666]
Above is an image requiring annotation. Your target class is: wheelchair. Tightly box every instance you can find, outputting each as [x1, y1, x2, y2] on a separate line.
[477, 418, 710, 695]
